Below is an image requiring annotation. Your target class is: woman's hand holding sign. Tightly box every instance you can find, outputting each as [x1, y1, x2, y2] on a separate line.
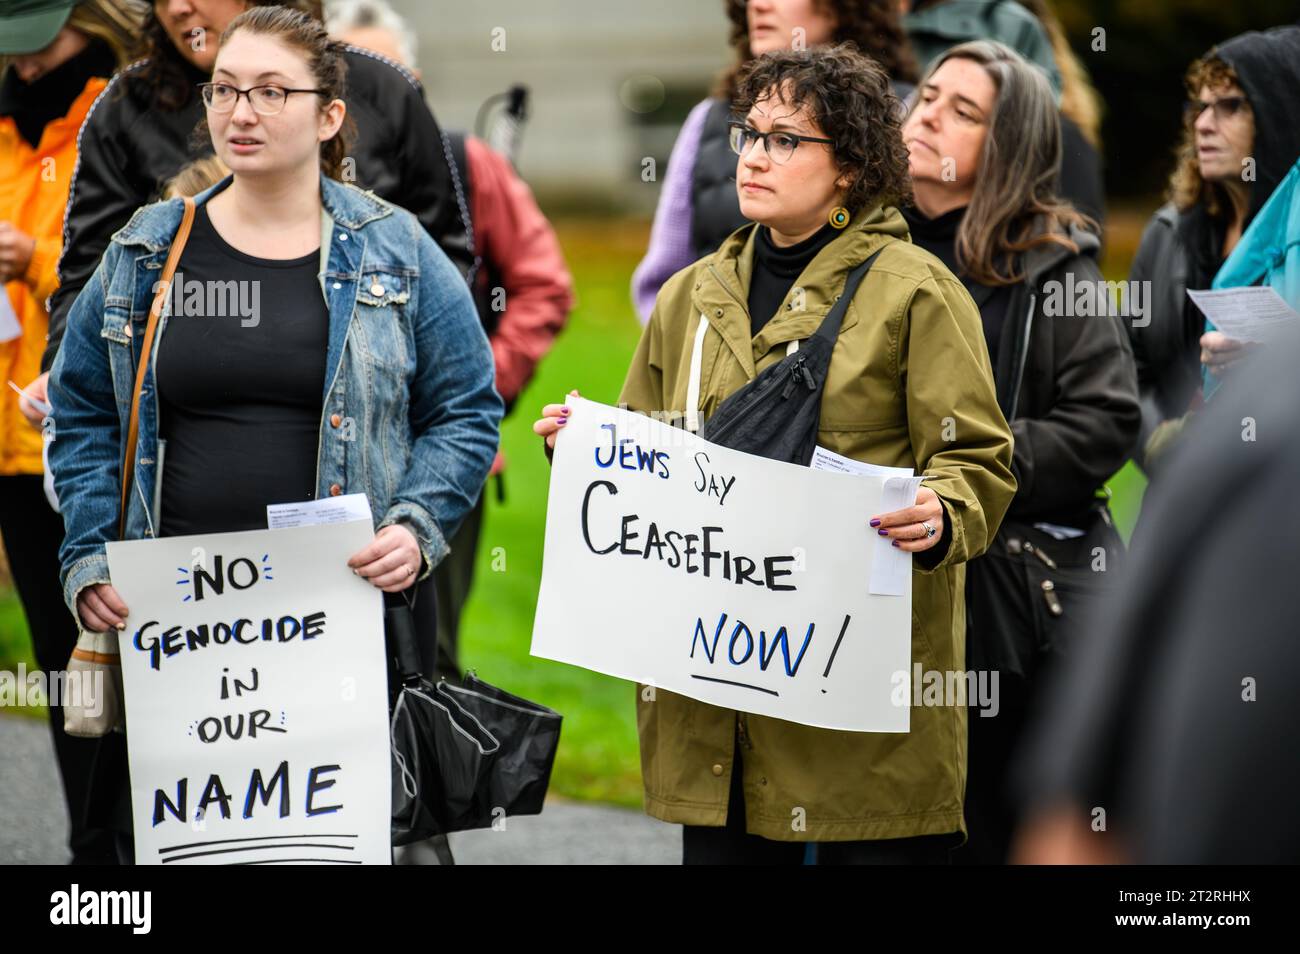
[869, 485, 946, 554]
[533, 389, 581, 462]
[348, 523, 422, 592]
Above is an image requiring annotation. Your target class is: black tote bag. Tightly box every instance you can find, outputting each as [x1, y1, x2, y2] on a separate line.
[386, 591, 562, 843]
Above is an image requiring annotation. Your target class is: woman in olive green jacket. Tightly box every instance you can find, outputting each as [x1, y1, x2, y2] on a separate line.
[536, 45, 1015, 863]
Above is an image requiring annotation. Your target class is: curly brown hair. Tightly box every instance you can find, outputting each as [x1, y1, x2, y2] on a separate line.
[134, 0, 321, 112]
[733, 44, 912, 212]
[714, 0, 917, 100]
[1167, 55, 1248, 218]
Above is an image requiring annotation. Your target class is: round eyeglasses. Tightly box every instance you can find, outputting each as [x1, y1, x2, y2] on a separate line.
[198, 82, 325, 115]
[728, 121, 834, 165]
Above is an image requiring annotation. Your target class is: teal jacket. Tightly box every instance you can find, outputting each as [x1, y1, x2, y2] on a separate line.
[1204, 158, 1300, 398]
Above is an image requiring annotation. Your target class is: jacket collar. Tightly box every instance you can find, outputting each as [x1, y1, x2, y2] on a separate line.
[112, 171, 393, 252]
[691, 203, 908, 377]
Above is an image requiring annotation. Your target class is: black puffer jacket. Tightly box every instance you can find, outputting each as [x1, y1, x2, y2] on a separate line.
[42, 45, 472, 372]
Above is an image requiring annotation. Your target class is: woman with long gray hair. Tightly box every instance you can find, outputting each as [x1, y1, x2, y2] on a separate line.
[899, 39, 1140, 864]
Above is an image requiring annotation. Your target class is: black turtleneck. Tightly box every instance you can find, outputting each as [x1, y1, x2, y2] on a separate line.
[0, 39, 117, 148]
[901, 204, 1011, 367]
[747, 222, 840, 336]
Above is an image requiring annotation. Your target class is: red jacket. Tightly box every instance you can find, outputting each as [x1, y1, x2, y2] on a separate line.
[465, 136, 573, 406]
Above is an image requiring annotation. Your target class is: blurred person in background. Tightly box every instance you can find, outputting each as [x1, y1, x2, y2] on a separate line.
[1127, 26, 1300, 475]
[1013, 321, 1300, 865]
[631, 0, 918, 324]
[326, 0, 575, 679]
[900, 39, 1138, 864]
[903, 0, 1106, 232]
[0, 0, 140, 865]
[20, 0, 474, 435]
[540, 45, 1016, 864]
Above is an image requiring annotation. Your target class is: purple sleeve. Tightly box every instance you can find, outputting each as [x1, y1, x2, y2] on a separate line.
[630, 99, 714, 325]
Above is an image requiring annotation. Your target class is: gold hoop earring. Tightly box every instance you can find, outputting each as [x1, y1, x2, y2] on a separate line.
[829, 206, 850, 229]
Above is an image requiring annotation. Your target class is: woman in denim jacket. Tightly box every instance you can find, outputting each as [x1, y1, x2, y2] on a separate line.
[49, 9, 500, 685]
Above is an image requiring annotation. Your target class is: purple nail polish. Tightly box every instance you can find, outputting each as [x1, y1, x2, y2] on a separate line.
[891, 540, 900, 548]
[558, 417, 567, 426]
[560, 406, 571, 413]
[877, 528, 889, 536]
[869, 519, 881, 527]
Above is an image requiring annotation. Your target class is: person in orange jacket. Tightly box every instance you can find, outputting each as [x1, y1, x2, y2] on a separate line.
[328, 0, 575, 677]
[0, 0, 141, 864]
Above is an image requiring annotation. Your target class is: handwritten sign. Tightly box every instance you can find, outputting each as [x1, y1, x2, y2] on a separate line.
[530, 397, 912, 732]
[106, 520, 391, 865]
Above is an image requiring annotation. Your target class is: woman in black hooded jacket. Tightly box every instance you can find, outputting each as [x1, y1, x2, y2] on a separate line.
[1127, 26, 1300, 473]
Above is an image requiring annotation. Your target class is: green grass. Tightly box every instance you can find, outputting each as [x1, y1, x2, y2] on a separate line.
[0, 594, 36, 672]
[0, 217, 1151, 804]
[458, 224, 649, 805]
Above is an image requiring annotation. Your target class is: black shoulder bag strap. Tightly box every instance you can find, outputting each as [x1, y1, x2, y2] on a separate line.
[696, 246, 884, 465]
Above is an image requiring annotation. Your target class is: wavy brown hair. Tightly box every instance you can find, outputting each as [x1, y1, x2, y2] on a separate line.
[134, 0, 320, 111]
[733, 44, 912, 212]
[1167, 55, 1246, 218]
[911, 41, 1096, 287]
[714, 0, 917, 100]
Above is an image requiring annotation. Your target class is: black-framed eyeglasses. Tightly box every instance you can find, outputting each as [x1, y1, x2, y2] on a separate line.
[198, 82, 325, 115]
[728, 121, 834, 165]
[1184, 95, 1249, 124]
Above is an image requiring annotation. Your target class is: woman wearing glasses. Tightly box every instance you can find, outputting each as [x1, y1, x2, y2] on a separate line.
[630, 0, 918, 325]
[535, 45, 1015, 864]
[1128, 27, 1300, 474]
[47, 6, 501, 864]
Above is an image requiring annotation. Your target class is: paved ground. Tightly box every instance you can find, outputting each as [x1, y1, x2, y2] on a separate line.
[0, 711, 679, 865]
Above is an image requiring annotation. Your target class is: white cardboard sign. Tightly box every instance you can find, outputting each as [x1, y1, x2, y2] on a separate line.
[106, 520, 391, 865]
[530, 397, 912, 732]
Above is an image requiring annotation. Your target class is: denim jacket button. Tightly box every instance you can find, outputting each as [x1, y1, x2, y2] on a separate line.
[330, 413, 342, 428]
[370, 283, 384, 296]
[332, 281, 342, 290]
[329, 483, 342, 496]
[338, 234, 348, 242]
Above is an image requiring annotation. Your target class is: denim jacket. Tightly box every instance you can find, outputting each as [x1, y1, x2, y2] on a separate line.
[48, 173, 503, 618]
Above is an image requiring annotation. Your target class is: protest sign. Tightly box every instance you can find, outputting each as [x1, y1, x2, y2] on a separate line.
[106, 520, 390, 865]
[530, 397, 912, 732]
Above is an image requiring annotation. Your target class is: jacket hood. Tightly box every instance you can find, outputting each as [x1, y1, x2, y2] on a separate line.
[1022, 218, 1101, 286]
[1209, 25, 1300, 223]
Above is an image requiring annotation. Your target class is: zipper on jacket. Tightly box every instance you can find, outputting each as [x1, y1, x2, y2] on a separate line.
[736, 713, 753, 751]
[1006, 292, 1036, 421]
